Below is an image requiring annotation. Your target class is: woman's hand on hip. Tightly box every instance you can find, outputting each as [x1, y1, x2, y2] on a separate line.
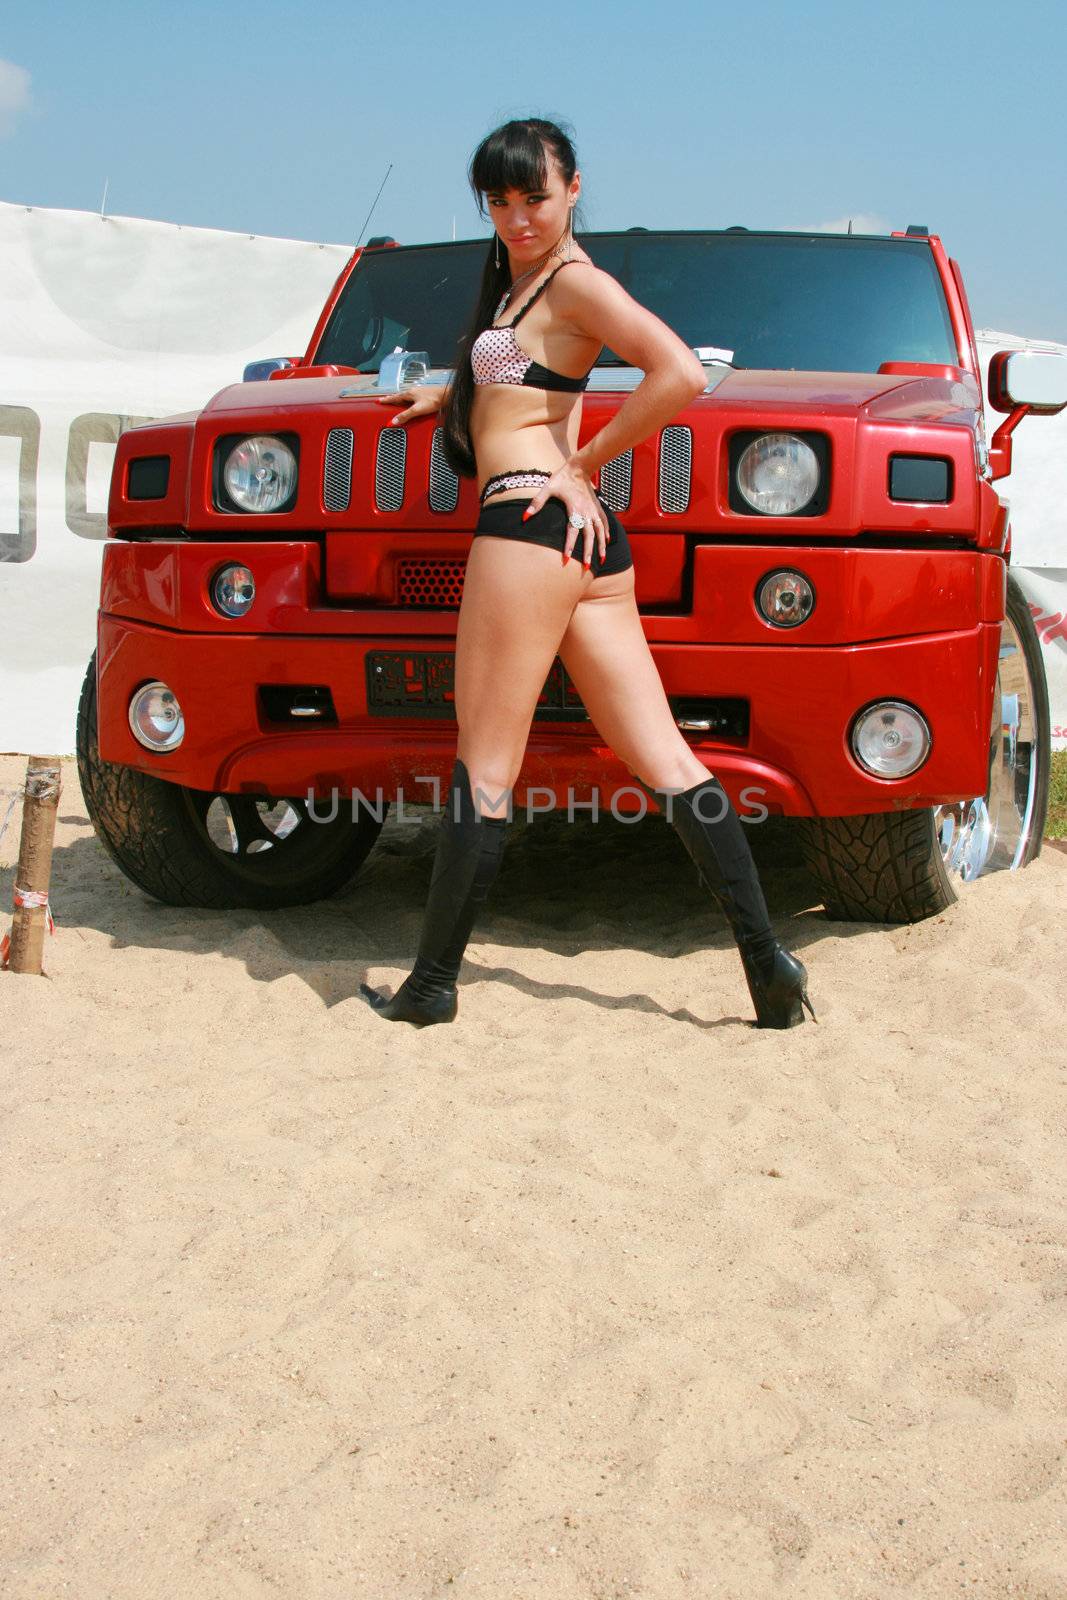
[522, 460, 608, 568]
[376, 386, 444, 425]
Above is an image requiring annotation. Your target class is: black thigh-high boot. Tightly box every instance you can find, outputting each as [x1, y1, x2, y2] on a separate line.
[359, 756, 508, 1026]
[637, 773, 817, 1028]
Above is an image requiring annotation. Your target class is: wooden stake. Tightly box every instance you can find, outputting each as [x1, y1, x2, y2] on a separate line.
[2, 757, 62, 976]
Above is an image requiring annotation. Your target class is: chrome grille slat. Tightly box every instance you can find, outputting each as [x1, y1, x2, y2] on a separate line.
[658, 425, 692, 513]
[428, 428, 459, 513]
[375, 427, 407, 511]
[599, 449, 632, 513]
[323, 427, 353, 512]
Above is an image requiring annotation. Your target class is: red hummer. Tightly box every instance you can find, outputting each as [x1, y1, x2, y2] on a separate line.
[77, 225, 1061, 920]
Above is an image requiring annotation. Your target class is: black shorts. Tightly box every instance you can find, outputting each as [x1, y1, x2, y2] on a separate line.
[472, 493, 634, 578]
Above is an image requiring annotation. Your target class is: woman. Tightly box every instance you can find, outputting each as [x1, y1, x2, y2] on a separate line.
[360, 117, 816, 1030]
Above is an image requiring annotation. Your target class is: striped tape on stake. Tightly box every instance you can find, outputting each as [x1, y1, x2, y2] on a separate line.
[0, 776, 60, 971]
[0, 885, 57, 970]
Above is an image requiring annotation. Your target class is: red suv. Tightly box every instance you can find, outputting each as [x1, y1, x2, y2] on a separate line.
[77, 225, 1061, 920]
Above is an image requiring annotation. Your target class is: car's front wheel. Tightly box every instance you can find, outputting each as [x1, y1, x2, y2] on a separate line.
[75, 652, 387, 909]
[796, 572, 1050, 922]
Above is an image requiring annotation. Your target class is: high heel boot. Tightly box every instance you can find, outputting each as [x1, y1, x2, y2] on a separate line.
[637, 773, 817, 1028]
[359, 756, 508, 1026]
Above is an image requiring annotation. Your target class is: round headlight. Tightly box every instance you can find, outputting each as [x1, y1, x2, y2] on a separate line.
[223, 435, 297, 512]
[212, 564, 255, 619]
[129, 681, 184, 751]
[850, 701, 931, 779]
[737, 434, 820, 515]
[756, 569, 815, 627]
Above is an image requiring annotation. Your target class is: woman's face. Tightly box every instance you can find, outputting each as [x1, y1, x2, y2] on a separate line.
[485, 154, 580, 269]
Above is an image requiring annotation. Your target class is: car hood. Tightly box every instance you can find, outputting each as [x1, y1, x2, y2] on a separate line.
[700, 368, 981, 424]
[197, 365, 982, 427]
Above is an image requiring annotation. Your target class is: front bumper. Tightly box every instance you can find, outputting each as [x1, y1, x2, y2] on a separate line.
[96, 603, 1002, 822]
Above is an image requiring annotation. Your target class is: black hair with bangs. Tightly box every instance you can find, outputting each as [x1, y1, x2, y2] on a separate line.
[440, 118, 585, 478]
[469, 119, 566, 214]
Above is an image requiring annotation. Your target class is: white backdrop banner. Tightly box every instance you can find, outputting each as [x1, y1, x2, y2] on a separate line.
[1014, 567, 1067, 747]
[1, 201, 1065, 754]
[0, 199, 351, 754]
[973, 332, 1067, 752]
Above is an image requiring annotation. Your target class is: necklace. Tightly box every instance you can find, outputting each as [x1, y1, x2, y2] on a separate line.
[492, 226, 572, 322]
[492, 261, 541, 320]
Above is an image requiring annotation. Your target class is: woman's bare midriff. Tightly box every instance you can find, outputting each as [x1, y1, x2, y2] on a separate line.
[471, 384, 582, 501]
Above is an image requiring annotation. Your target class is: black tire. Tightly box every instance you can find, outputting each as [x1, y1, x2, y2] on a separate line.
[75, 651, 387, 909]
[796, 571, 1051, 922]
[797, 807, 957, 923]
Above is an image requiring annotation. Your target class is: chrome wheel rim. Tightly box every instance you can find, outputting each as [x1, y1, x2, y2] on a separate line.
[177, 789, 367, 886]
[934, 607, 1040, 880]
[201, 796, 303, 856]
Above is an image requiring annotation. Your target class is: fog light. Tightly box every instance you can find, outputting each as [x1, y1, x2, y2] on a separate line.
[129, 681, 184, 751]
[212, 564, 255, 618]
[850, 700, 931, 778]
[756, 569, 815, 627]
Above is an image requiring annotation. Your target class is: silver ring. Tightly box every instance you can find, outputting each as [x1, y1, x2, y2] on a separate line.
[568, 512, 586, 530]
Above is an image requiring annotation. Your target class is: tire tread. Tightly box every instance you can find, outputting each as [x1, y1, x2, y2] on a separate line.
[797, 808, 957, 923]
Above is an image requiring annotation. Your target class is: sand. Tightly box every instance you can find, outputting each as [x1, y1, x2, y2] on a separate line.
[1, 751, 1065, 1599]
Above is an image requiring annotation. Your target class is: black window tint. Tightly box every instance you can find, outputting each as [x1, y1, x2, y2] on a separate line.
[315, 245, 485, 372]
[313, 233, 958, 374]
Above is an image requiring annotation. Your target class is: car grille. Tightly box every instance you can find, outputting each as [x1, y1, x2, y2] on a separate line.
[428, 427, 459, 512]
[658, 425, 692, 512]
[375, 427, 407, 511]
[396, 558, 466, 607]
[599, 449, 632, 512]
[323, 427, 353, 511]
[334, 426, 696, 525]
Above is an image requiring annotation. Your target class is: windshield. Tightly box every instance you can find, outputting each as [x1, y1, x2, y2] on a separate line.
[313, 231, 959, 374]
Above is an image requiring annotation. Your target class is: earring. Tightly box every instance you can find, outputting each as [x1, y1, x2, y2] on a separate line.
[494, 231, 500, 268]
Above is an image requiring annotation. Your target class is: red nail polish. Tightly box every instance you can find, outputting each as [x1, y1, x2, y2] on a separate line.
[522, 508, 532, 521]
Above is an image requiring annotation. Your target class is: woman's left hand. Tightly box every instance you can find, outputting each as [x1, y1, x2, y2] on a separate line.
[521, 460, 608, 569]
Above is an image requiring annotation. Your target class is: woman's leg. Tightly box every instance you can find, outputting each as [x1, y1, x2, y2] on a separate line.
[361, 537, 592, 1024]
[555, 570, 816, 1027]
[452, 534, 596, 812]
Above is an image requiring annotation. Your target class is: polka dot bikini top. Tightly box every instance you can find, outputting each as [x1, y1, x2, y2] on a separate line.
[470, 260, 598, 393]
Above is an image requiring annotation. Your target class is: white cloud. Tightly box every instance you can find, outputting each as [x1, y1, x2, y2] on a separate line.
[800, 213, 892, 236]
[0, 59, 31, 137]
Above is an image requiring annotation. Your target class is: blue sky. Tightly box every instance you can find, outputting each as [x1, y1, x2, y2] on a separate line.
[3, 0, 1065, 340]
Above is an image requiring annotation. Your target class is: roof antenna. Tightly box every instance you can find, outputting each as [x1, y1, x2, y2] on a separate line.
[354, 164, 393, 249]
[100, 177, 109, 219]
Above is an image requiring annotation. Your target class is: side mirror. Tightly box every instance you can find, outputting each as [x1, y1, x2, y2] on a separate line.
[242, 357, 296, 383]
[987, 349, 1067, 415]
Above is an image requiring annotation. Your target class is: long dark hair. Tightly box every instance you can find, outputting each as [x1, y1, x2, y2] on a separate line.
[440, 117, 586, 478]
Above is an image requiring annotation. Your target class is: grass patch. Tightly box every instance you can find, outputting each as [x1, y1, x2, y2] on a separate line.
[1048, 750, 1067, 838]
